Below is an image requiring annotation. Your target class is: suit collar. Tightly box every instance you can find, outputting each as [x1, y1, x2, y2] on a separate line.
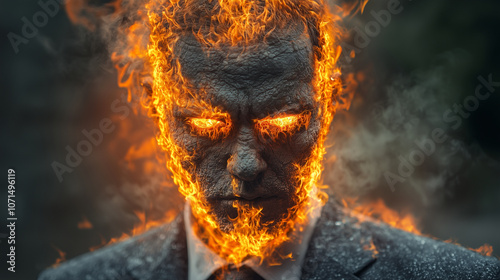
[184, 199, 323, 280]
[163, 200, 376, 280]
[132, 213, 188, 280]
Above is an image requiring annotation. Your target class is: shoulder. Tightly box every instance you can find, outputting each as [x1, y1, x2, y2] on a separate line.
[38, 214, 187, 280]
[308, 201, 500, 280]
[363, 220, 500, 280]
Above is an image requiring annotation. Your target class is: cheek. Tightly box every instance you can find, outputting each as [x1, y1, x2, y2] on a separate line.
[193, 146, 230, 184]
[277, 118, 320, 162]
[175, 136, 232, 195]
[295, 122, 320, 156]
[263, 118, 320, 183]
[167, 122, 210, 183]
[168, 116, 233, 193]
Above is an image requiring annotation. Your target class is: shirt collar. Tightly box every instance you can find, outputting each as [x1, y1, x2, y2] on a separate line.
[185, 196, 323, 280]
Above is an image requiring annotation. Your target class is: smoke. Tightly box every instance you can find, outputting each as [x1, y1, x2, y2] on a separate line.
[324, 50, 498, 206]
[60, 0, 498, 214]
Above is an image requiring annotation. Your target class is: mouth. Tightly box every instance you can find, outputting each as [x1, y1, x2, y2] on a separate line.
[209, 194, 291, 226]
[221, 195, 279, 204]
[220, 195, 278, 204]
[214, 195, 282, 209]
[206, 180, 286, 211]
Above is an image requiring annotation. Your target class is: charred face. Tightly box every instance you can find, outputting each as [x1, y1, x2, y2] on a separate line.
[63, 0, 345, 266]
[168, 25, 321, 231]
[137, 0, 342, 263]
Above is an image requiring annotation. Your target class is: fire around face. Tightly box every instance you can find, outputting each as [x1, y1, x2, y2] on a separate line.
[145, 0, 342, 265]
[62, 0, 343, 265]
[171, 28, 319, 231]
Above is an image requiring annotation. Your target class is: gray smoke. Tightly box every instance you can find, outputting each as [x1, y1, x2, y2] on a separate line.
[324, 50, 498, 206]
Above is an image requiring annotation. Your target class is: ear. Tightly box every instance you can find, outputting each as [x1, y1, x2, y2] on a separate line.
[139, 75, 159, 118]
[140, 75, 153, 98]
[66, 1, 122, 31]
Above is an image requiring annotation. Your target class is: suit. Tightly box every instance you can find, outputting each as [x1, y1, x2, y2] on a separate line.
[39, 200, 500, 279]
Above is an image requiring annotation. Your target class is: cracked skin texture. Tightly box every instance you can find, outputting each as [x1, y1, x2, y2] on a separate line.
[39, 200, 500, 280]
[170, 23, 321, 231]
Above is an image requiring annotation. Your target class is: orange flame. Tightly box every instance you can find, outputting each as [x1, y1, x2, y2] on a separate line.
[444, 239, 495, 257]
[255, 112, 311, 141]
[470, 244, 494, 257]
[65, 0, 123, 30]
[362, 238, 379, 258]
[51, 245, 66, 268]
[341, 0, 370, 17]
[188, 111, 232, 140]
[89, 209, 177, 252]
[77, 216, 93, 229]
[345, 199, 496, 257]
[344, 198, 421, 234]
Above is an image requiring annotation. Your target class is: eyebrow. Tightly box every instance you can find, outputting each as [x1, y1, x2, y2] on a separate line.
[251, 103, 311, 120]
[174, 102, 230, 120]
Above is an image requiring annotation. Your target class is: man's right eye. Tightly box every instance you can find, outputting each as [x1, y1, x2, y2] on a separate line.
[188, 117, 231, 139]
[254, 112, 311, 141]
[190, 118, 224, 129]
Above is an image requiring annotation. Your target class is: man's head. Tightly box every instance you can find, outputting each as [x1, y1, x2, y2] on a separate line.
[170, 24, 319, 230]
[134, 0, 341, 264]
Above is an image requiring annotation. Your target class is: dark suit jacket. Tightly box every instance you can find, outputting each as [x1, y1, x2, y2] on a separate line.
[39, 201, 500, 279]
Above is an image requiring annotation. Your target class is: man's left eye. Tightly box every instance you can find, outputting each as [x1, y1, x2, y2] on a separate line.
[255, 112, 310, 140]
[263, 115, 300, 129]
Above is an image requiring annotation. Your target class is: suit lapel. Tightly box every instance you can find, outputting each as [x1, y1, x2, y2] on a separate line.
[127, 213, 189, 280]
[154, 201, 377, 280]
[301, 200, 377, 280]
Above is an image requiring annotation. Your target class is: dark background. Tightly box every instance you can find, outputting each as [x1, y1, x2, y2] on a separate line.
[1, 0, 499, 279]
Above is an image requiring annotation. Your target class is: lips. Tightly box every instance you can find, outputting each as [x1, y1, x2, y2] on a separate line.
[213, 195, 291, 227]
[216, 196, 276, 215]
[221, 195, 279, 204]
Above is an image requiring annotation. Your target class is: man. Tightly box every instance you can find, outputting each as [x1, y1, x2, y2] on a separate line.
[40, 0, 500, 279]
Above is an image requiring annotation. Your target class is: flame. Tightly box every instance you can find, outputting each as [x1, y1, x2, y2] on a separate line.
[470, 244, 494, 257]
[362, 238, 378, 258]
[89, 209, 177, 252]
[77, 216, 93, 229]
[345, 199, 497, 257]
[65, 0, 123, 30]
[51, 245, 66, 268]
[344, 198, 422, 235]
[444, 239, 495, 257]
[190, 118, 223, 129]
[188, 111, 232, 140]
[255, 112, 311, 141]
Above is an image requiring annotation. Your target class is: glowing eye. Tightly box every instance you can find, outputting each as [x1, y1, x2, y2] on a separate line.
[190, 118, 223, 129]
[265, 115, 299, 128]
[188, 117, 231, 140]
[255, 112, 311, 141]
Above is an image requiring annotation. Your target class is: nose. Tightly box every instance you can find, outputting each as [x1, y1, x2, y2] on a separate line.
[227, 128, 267, 182]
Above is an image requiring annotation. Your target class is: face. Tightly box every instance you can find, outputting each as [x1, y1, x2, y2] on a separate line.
[168, 26, 321, 231]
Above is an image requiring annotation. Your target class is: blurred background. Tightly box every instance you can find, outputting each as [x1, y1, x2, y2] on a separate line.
[1, 0, 499, 279]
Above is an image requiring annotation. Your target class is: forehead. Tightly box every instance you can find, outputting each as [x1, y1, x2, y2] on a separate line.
[174, 27, 315, 118]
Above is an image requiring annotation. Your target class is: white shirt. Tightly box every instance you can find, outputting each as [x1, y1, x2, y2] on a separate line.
[184, 197, 323, 280]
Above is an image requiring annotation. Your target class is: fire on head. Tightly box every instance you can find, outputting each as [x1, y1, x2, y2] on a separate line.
[68, 0, 344, 265]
